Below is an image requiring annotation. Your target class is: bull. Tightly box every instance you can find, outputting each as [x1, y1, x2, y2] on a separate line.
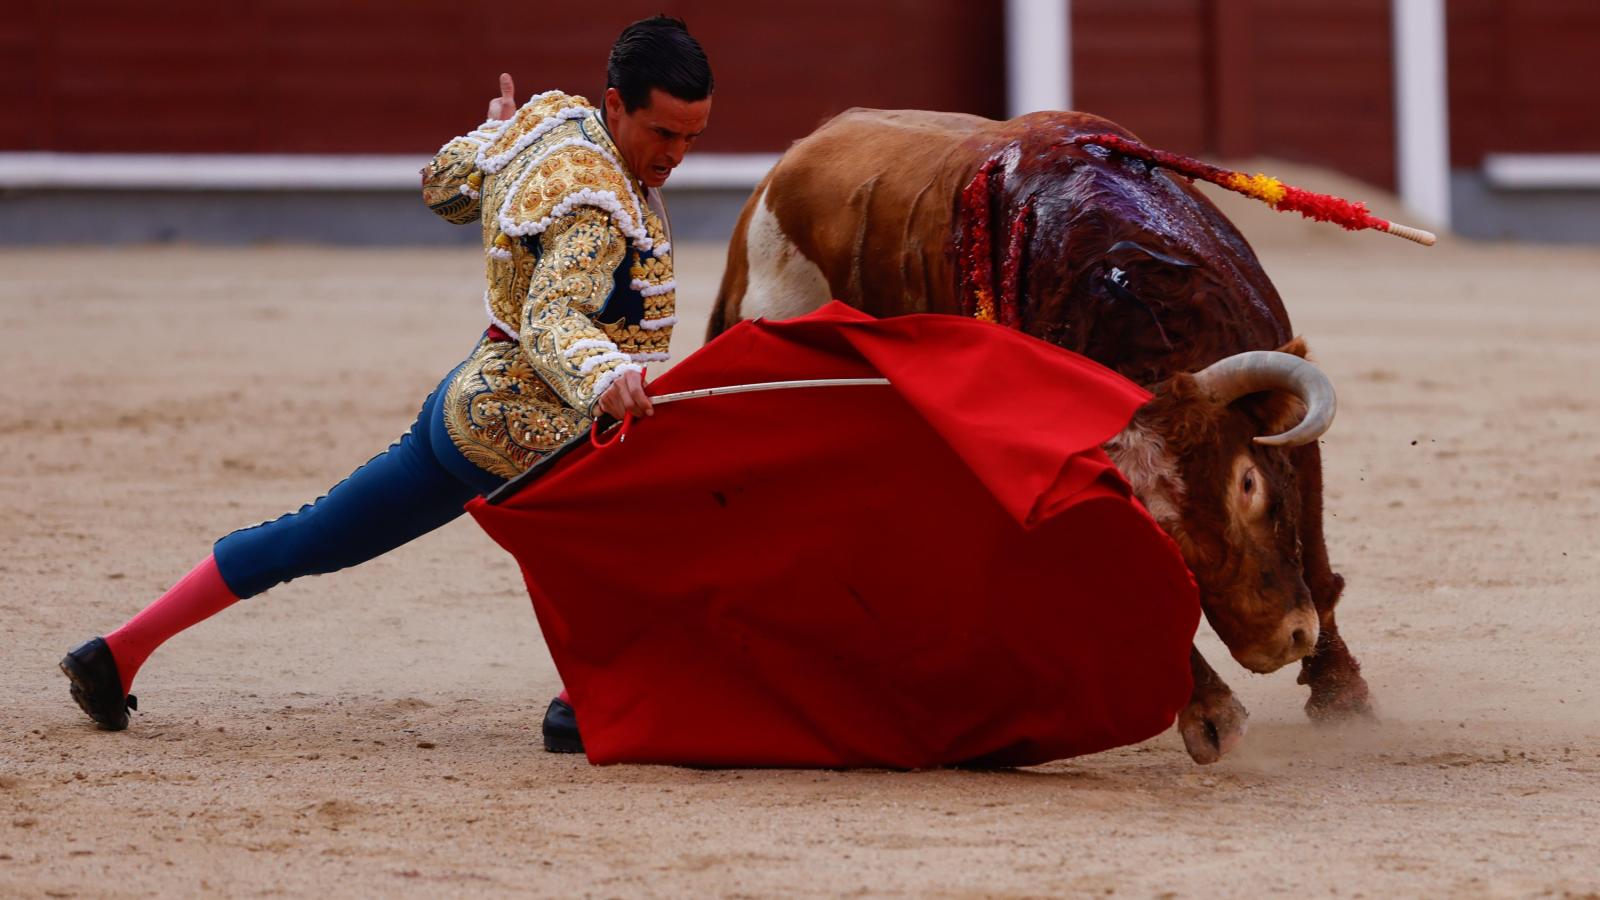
[707, 108, 1378, 764]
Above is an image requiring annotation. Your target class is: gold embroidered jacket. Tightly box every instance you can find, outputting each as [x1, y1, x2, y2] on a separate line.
[421, 91, 676, 479]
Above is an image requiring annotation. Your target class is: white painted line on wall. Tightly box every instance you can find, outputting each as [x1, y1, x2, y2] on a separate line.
[668, 154, 781, 189]
[0, 152, 779, 191]
[1483, 154, 1600, 189]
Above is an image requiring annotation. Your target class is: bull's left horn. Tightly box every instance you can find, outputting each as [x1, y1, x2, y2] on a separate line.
[1191, 351, 1337, 447]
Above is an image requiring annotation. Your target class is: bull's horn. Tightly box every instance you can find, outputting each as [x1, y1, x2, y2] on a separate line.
[1190, 351, 1337, 447]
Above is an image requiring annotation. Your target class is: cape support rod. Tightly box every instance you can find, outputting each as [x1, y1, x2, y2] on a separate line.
[482, 378, 892, 506]
[649, 377, 891, 406]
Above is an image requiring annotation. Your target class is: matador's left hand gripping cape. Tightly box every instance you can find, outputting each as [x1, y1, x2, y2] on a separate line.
[421, 91, 675, 479]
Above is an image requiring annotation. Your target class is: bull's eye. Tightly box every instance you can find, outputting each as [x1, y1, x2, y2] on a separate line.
[1105, 266, 1135, 302]
[1233, 458, 1267, 520]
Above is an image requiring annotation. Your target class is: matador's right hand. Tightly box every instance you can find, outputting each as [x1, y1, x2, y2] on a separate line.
[597, 369, 655, 420]
[487, 73, 517, 121]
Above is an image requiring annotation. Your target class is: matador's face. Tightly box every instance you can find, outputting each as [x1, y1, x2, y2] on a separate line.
[604, 87, 712, 189]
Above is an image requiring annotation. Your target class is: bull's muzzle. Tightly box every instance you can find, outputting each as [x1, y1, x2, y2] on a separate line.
[1233, 605, 1321, 674]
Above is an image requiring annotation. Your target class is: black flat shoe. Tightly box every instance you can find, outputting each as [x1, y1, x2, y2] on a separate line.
[542, 695, 583, 753]
[60, 637, 136, 731]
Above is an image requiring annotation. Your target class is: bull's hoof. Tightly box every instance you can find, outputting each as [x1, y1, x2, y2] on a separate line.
[1178, 689, 1248, 765]
[1300, 669, 1377, 723]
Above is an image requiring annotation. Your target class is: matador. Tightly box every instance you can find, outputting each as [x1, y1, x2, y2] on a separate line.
[61, 16, 714, 755]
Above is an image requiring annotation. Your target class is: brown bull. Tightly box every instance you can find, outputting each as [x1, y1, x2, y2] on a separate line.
[708, 108, 1375, 764]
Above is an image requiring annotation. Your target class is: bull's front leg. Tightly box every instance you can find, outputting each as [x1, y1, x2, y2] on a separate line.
[1298, 603, 1373, 720]
[1178, 646, 1249, 764]
[1293, 443, 1375, 721]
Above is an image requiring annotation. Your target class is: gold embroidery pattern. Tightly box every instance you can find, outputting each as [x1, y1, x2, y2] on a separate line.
[423, 137, 485, 225]
[520, 209, 632, 410]
[599, 317, 670, 358]
[477, 93, 595, 170]
[478, 113, 644, 332]
[428, 92, 678, 478]
[443, 338, 588, 479]
[505, 144, 637, 226]
[484, 231, 538, 332]
[609, 214, 677, 358]
[597, 249, 673, 359]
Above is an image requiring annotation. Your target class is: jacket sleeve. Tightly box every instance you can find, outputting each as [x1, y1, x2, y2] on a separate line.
[420, 119, 507, 225]
[519, 206, 639, 412]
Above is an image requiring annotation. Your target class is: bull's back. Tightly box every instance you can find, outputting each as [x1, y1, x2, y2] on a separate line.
[710, 107, 1237, 357]
[712, 109, 994, 336]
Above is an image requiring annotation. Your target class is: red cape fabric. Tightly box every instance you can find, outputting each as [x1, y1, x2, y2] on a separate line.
[469, 303, 1199, 768]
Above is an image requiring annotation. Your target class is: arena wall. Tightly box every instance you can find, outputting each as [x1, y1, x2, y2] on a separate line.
[3, 1, 1598, 243]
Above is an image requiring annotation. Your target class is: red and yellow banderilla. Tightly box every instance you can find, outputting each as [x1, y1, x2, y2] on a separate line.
[1071, 133, 1437, 247]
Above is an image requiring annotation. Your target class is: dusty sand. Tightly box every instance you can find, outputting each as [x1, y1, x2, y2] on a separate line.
[3, 172, 1599, 897]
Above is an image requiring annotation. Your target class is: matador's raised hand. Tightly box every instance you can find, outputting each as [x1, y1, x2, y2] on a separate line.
[487, 73, 517, 121]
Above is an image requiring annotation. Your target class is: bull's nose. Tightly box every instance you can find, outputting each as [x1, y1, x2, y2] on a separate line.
[1291, 627, 1315, 655]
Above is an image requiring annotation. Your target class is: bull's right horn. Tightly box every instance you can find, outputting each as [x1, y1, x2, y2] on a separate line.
[1190, 351, 1337, 447]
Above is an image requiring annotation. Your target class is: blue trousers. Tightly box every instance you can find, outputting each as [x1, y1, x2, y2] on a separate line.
[213, 365, 507, 599]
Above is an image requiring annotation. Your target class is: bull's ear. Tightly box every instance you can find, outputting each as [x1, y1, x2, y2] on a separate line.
[1251, 337, 1318, 439]
[1276, 336, 1311, 360]
[1140, 372, 1220, 447]
[1241, 389, 1309, 442]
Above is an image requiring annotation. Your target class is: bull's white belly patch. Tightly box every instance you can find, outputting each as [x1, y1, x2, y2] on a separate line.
[741, 186, 831, 322]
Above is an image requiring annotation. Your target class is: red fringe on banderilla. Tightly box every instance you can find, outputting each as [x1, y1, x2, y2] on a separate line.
[1068, 133, 1436, 246]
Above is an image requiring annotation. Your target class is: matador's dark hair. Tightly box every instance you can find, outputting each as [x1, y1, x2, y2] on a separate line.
[606, 15, 714, 112]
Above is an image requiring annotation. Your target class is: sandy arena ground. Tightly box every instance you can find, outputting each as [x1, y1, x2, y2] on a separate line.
[3, 172, 1599, 897]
